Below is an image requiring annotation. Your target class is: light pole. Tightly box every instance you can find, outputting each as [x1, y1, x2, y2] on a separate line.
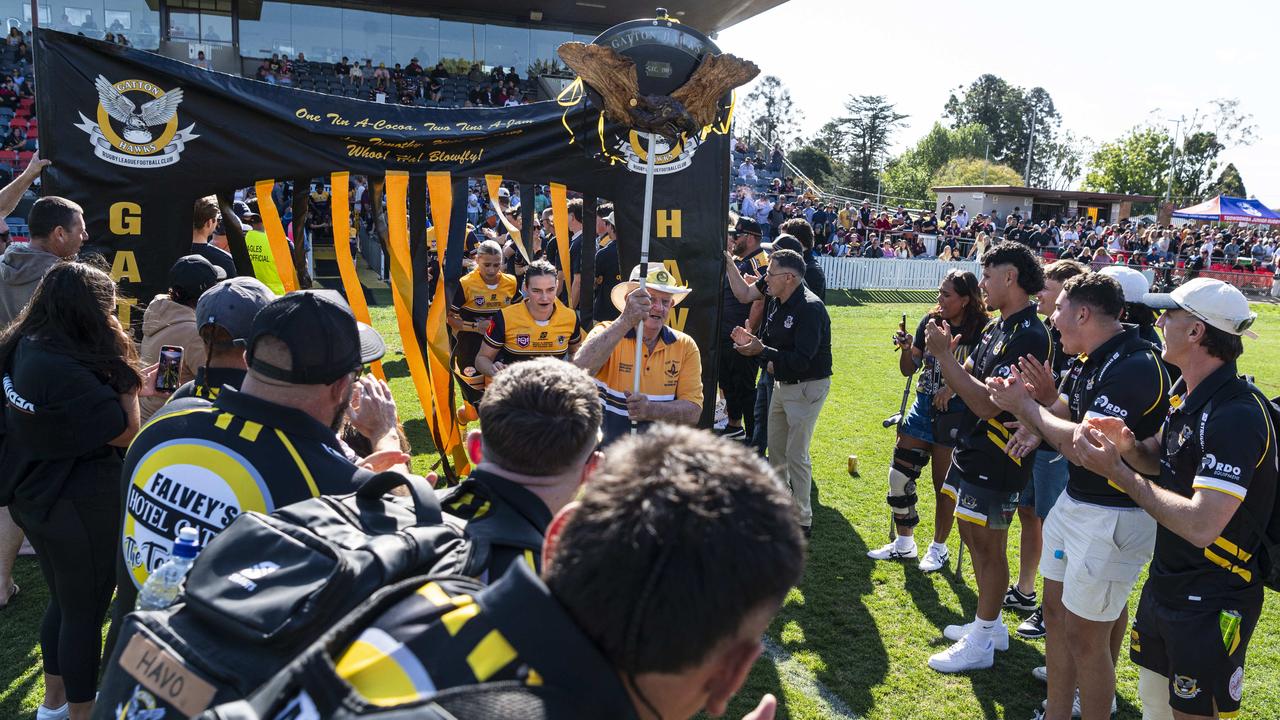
[1024, 109, 1036, 186]
[1165, 116, 1184, 205]
[983, 137, 991, 184]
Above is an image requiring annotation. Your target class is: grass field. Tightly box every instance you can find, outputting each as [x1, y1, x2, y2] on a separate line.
[3, 298, 1279, 719]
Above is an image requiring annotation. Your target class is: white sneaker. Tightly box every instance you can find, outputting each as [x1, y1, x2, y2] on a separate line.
[36, 704, 69, 720]
[918, 543, 949, 572]
[867, 540, 917, 560]
[928, 633, 994, 673]
[942, 619, 1009, 651]
[1032, 665, 1048, 683]
[1041, 691, 1117, 717]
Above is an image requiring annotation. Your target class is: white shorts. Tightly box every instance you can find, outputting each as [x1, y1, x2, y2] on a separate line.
[1040, 492, 1156, 622]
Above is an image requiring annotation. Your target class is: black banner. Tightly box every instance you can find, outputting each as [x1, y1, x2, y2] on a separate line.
[36, 20, 732, 424]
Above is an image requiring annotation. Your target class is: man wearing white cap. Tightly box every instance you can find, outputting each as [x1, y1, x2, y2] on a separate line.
[573, 264, 702, 446]
[1099, 265, 1163, 350]
[1073, 278, 1275, 720]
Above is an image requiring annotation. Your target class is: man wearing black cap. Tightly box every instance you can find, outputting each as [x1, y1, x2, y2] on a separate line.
[169, 276, 276, 402]
[138, 254, 226, 421]
[717, 216, 768, 441]
[114, 290, 395, 622]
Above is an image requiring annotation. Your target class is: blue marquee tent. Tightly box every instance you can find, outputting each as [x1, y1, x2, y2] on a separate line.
[1172, 195, 1280, 226]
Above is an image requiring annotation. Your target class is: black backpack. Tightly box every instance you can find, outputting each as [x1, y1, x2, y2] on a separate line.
[198, 574, 599, 720]
[94, 471, 473, 720]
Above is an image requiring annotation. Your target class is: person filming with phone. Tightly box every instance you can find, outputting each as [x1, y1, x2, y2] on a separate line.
[137, 255, 226, 421]
[868, 269, 988, 572]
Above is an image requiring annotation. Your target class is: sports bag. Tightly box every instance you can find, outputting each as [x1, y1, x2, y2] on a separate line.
[94, 471, 471, 720]
[198, 574, 598, 720]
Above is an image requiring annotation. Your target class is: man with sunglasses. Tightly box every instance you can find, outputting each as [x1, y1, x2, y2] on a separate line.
[112, 291, 400, 640]
[1072, 278, 1275, 720]
[726, 249, 832, 537]
[717, 217, 769, 442]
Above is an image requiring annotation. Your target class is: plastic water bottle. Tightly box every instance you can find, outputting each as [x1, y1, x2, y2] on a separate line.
[136, 527, 201, 611]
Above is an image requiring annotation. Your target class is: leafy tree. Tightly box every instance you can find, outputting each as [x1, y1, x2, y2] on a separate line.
[1082, 126, 1173, 197]
[943, 75, 1061, 185]
[741, 75, 802, 150]
[787, 145, 834, 184]
[1203, 163, 1247, 198]
[933, 158, 1023, 188]
[881, 122, 992, 205]
[1041, 131, 1091, 191]
[841, 95, 908, 195]
[809, 120, 851, 161]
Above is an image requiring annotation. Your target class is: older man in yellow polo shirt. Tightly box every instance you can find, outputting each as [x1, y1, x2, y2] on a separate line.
[573, 264, 702, 445]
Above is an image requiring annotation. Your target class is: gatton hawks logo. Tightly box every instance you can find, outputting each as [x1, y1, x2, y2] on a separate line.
[74, 75, 198, 168]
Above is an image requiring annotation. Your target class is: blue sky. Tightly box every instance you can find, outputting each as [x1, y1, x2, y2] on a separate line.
[715, 0, 1280, 207]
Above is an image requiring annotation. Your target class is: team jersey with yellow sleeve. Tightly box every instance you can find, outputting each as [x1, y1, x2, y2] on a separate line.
[450, 270, 520, 323]
[588, 322, 703, 445]
[483, 299, 583, 363]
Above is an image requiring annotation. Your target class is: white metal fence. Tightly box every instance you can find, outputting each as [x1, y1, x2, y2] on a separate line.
[817, 257, 982, 290]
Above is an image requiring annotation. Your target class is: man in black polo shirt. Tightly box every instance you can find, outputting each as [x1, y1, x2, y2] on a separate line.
[989, 273, 1170, 718]
[728, 249, 832, 537]
[592, 209, 622, 323]
[1074, 278, 1275, 720]
[115, 291, 395, 618]
[924, 241, 1050, 673]
[1007, 219, 1031, 247]
[717, 216, 769, 441]
[443, 357, 602, 580]
[314, 424, 804, 720]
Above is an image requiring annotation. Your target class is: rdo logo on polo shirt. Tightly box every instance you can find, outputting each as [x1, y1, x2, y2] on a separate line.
[122, 439, 273, 589]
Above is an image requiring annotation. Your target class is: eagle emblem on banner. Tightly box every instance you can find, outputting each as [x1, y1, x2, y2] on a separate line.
[74, 75, 199, 168]
[557, 41, 757, 175]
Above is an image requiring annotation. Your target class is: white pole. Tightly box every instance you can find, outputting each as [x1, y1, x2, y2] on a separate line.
[632, 132, 659, 434]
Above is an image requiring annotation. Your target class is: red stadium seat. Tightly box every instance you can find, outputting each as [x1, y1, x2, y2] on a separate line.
[25, 126, 36, 139]
[8, 118, 26, 130]
[0, 150, 17, 165]
[17, 151, 33, 165]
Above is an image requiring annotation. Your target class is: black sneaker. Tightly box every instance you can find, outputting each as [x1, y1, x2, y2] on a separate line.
[716, 426, 747, 441]
[1017, 607, 1046, 639]
[1003, 584, 1038, 612]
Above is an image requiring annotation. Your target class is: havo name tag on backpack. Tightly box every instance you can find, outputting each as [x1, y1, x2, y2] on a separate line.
[117, 632, 218, 717]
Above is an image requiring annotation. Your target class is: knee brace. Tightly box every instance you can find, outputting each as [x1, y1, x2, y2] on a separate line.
[887, 447, 928, 527]
[1137, 667, 1175, 720]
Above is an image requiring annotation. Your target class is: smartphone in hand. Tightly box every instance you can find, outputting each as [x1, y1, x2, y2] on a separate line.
[155, 345, 183, 393]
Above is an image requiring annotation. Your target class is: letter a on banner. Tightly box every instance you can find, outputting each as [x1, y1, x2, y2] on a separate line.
[329, 171, 383, 381]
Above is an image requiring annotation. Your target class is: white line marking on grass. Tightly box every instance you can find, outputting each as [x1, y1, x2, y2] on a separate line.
[762, 636, 861, 719]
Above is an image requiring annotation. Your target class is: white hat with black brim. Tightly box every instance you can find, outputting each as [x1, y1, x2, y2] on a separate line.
[1142, 277, 1258, 339]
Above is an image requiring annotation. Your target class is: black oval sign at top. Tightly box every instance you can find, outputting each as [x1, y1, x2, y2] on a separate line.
[592, 16, 721, 98]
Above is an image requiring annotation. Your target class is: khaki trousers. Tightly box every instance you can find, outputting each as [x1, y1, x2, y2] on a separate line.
[768, 377, 830, 526]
